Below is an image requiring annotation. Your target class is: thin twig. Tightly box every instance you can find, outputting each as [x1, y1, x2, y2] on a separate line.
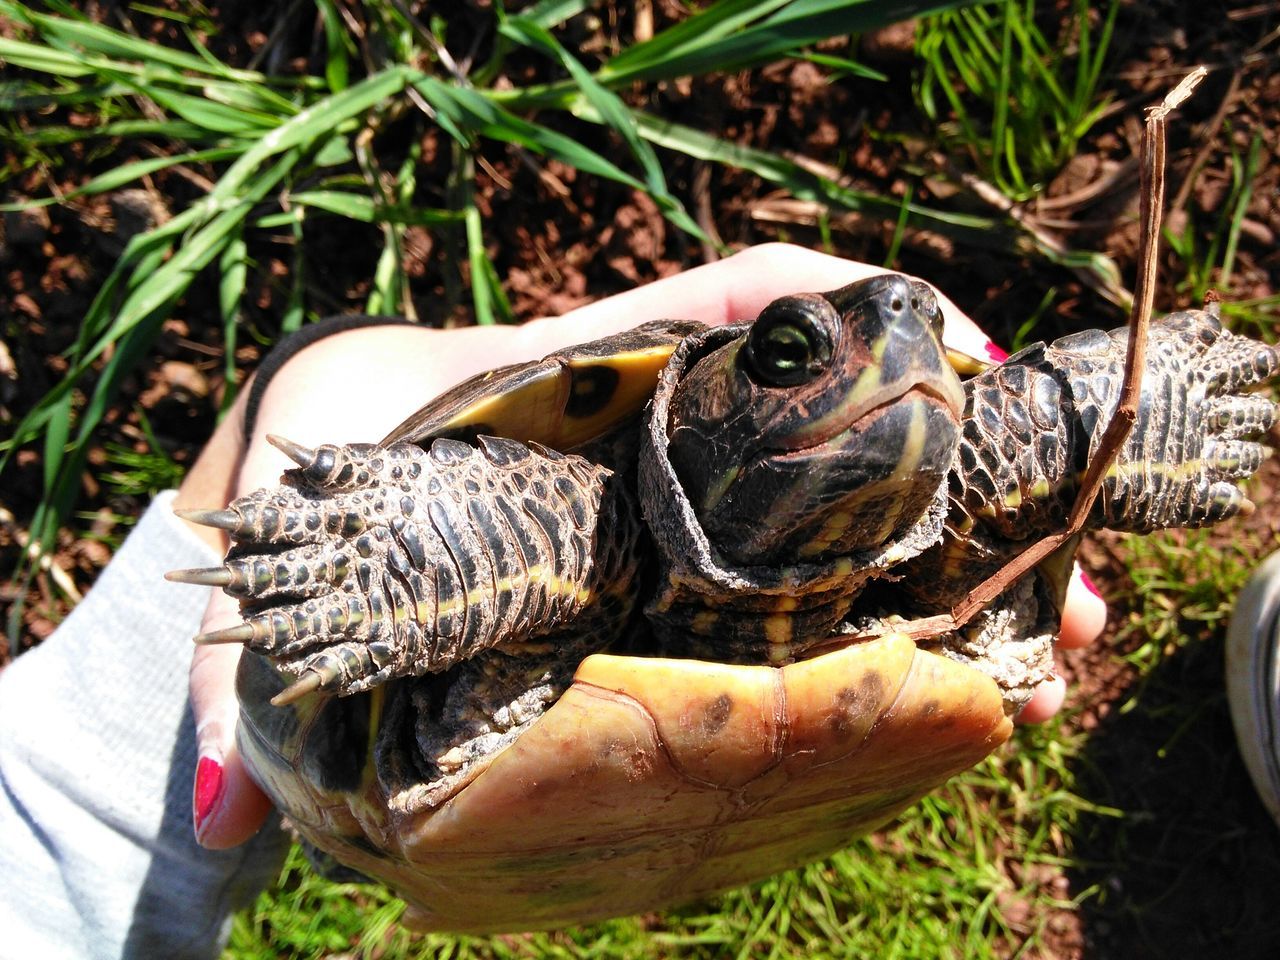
[1033, 157, 1138, 213]
[881, 67, 1207, 642]
[139, 142, 216, 193]
[1228, 2, 1280, 19]
[692, 162, 722, 262]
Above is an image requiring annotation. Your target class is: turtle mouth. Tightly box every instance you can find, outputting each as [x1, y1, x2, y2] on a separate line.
[916, 378, 966, 420]
[780, 380, 963, 458]
[776, 374, 963, 452]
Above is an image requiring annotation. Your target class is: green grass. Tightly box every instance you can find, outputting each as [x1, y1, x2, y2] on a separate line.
[1165, 125, 1280, 335]
[916, 0, 1119, 202]
[1070, 527, 1280, 955]
[100, 411, 187, 498]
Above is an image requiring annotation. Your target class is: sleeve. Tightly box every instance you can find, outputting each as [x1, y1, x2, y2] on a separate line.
[0, 490, 288, 960]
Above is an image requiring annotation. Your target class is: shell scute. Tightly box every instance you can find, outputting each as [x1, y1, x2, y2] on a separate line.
[382, 323, 700, 452]
[573, 654, 782, 789]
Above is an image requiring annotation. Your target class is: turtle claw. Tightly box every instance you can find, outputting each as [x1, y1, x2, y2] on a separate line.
[194, 623, 256, 646]
[165, 566, 234, 588]
[271, 670, 326, 706]
[267, 434, 318, 470]
[174, 507, 241, 532]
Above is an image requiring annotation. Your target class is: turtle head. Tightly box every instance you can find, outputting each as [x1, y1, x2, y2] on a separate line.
[666, 273, 965, 567]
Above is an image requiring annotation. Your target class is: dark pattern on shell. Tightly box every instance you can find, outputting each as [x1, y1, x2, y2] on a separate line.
[565, 364, 621, 418]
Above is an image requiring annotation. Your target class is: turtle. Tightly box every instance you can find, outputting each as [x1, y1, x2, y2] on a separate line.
[170, 273, 1279, 933]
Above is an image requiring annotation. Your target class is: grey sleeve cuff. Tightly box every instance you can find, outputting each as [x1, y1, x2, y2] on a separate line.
[0, 490, 288, 960]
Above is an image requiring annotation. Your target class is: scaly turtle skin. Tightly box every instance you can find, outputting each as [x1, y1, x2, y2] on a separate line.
[172, 274, 1279, 932]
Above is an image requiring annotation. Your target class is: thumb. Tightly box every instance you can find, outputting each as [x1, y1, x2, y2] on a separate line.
[188, 587, 274, 849]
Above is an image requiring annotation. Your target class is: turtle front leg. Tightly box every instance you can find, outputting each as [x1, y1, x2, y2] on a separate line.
[956, 306, 1277, 543]
[377, 636, 601, 811]
[170, 435, 643, 702]
[900, 307, 1276, 612]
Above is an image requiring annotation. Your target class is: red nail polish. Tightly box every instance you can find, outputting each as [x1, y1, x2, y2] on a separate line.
[1080, 571, 1103, 599]
[194, 755, 224, 830]
[985, 341, 1009, 363]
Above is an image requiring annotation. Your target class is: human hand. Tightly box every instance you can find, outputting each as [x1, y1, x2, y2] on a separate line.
[177, 243, 1106, 848]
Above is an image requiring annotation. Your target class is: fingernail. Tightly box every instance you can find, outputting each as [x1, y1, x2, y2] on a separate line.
[985, 341, 1009, 363]
[1079, 571, 1103, 600]
[194, 755, 225, 834]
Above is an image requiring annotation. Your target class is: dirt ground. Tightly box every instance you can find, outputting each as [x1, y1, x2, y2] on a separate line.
[2, 2, 1278, 957]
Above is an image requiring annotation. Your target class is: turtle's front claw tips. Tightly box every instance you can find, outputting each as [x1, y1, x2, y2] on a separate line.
[271, 671, 324, 707]
[165, 566, 233, 587]
[194, 623, 256, 646]
[267, 434, 318, 470]
[1240, 497, 1257, 518]
[175, 507, 241, 531]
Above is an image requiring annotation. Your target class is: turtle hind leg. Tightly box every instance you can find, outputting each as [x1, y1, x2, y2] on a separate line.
[934, 573, 1058, 713]
[296, 837, 375, 885]
[376, 637, 598, 815]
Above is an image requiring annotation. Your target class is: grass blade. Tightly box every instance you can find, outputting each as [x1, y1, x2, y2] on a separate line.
[315, 0, 352, 93]
[601, 0, 971, 84]
[218, 225, 247, 410]
[202, 68, 408, 210]
[0, 148, 242, 211]
[519, 0, 595, 30]
[0, 1, 274, 83]
[501, 16, 669, 194]
[600, 104, 999, 235]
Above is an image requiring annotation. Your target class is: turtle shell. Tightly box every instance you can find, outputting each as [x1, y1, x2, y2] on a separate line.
[229, 292, 1012, 932]
[380, 318, 707, 450]
[237, 635, 1009, 932]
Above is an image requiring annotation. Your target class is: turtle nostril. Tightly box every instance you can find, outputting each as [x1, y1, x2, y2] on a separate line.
[891, 298, 904, 312]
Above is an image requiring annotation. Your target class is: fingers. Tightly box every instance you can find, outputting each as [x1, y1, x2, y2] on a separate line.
[1018, 564, 1107, 724]
[1202, 323, 1280, 395]
[189, 590, 274, 849]
[1205, 394, 1277, 440]
[1059, 565, 1108, 650]
[1017, 674, 1067, 725]
[519, 243, 992, 356]
[172, 387, 273, 847]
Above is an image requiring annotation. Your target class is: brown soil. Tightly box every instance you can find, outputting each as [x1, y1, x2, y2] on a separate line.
[2, 2, 1278, 957]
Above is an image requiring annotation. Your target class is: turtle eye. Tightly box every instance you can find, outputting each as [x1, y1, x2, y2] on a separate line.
[744, 295, 837, 387]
